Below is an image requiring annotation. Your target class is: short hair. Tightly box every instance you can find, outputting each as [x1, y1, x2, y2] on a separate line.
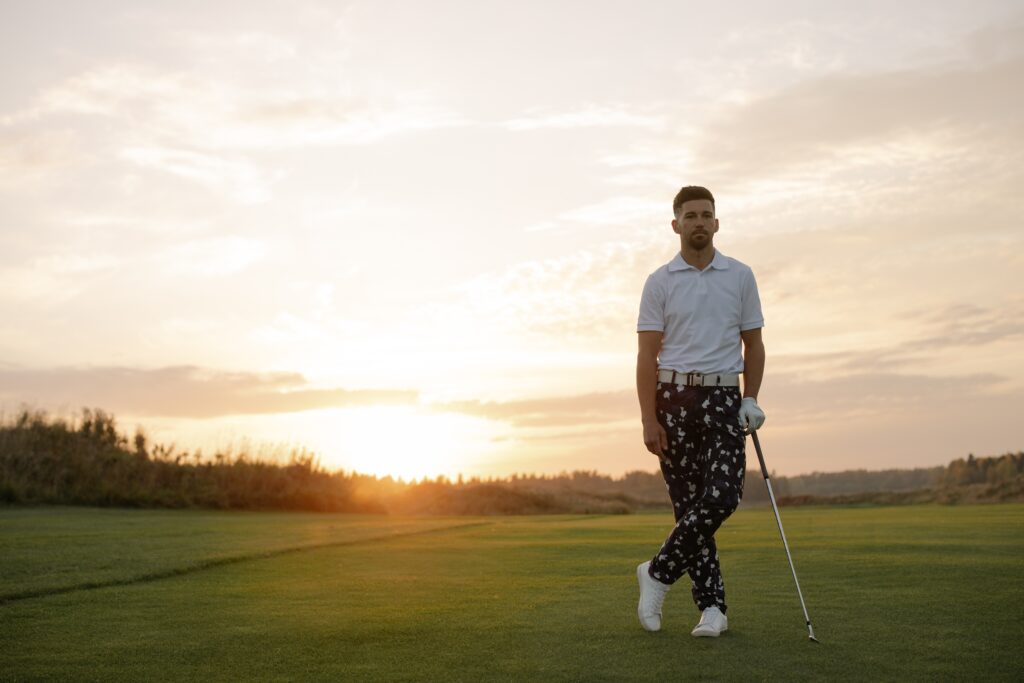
[673, 186, 715, 216]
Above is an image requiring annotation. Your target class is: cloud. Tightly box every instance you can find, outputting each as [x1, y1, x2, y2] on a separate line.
[0, 61, 469, 200]
[757, 365, 1020, 474]
[175, 30, 299, 65]
[557, 196, 667, 226]
[764, 370, 1010, 422]
[415, 237, 666, 344]
[0, 365, 417, 419]
[961, 18, 1024, 63]
[765, 296, 1024, 378]
[432, 391, 635, 428]
[1, 65, 197, 123]
[0, 128, 83, 181]
[587, 22, 1024, 208]
[7, 63, 468, 151]
[694, 53, 1024, 181]
[503, 104, 666, 131]
[223, 94, 468, 148]
[120, 147, 281, 203]
[0, 251, 121, 307]
[150, 235, 269, 277]
[523, 195, 667, 232]
[909, 299, 1024, 349]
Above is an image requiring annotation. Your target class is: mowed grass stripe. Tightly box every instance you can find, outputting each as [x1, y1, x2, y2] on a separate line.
[0, 506, 493, 603]
[0, 521, 492, 604]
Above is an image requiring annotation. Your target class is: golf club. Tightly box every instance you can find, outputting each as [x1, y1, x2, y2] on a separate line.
[750, 430, 820, 643]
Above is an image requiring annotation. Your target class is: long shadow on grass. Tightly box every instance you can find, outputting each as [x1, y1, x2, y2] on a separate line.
[0, 521, 491, 605]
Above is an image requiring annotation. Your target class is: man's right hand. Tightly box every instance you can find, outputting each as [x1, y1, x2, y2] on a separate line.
[643, 419, 669, 462]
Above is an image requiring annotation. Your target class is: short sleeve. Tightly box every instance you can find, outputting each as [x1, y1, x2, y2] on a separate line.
[740, 267, 764, 331]
[637, 273, 665, 332]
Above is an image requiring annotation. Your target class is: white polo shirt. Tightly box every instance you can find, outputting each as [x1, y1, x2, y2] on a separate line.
[637, 250, 764, 374]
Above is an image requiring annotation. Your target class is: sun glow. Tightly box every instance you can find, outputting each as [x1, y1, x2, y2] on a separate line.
[313, 405, 500, 481]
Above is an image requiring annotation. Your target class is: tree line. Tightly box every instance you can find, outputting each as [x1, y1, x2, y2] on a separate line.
[1, 407, 1021, 514]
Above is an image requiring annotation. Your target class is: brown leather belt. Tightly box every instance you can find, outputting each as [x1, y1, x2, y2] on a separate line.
[657, 369, 740, 387]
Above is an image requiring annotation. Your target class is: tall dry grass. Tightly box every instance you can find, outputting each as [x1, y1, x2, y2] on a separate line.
[0, 406, 384, 512]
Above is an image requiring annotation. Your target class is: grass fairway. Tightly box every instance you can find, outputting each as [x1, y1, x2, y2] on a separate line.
[2, 504, 1022, 681]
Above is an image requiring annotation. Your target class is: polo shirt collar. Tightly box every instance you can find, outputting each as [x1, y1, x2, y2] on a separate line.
[668, 249, 730, 272]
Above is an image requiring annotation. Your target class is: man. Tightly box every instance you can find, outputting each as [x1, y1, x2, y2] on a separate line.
[634, 185, 765, 638]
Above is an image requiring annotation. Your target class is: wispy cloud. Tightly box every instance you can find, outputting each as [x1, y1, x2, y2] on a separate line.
[175, 30, 300, 65]
[150, 235, 269, 277]
[415, 237, 664, 343]
[585, 22, 1024, 216]
[120, 146, 281, 203]
[40, 63, 464, 148]
[910, 300, 1024, 349]
[0, 252, 121, 306]
[523, 195, 666, 232]
[0, 365, 417, 419]
[766, 370, 1010, 421]
[693, 52, 1024, 182]
[503, 104, 666, 131]
[222, 94, 469, 148]
[0, 128, 83, 182]
[2, 65, 197, 123]
[1, 61, 469, 201]
[432, 391, 634, 428]
[790, 299, 1024, 376]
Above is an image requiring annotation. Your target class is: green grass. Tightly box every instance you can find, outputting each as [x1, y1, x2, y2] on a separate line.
[1, 504, 1022, 681]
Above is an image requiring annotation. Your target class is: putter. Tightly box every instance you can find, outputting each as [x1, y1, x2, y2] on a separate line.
[750, 430, 820, 643]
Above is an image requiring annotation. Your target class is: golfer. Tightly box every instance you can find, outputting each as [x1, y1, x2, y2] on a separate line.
[634, 185, 765, 637]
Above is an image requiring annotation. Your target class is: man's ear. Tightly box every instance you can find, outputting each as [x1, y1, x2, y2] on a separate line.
[671, 219, 681, 234]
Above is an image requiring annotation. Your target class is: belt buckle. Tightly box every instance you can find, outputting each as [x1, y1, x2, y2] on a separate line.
[686, 372, 700, 387]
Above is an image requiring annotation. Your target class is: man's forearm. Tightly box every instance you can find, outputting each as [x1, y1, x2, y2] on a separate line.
[742, 340, 765, 400]
[636, 353, 659, 423]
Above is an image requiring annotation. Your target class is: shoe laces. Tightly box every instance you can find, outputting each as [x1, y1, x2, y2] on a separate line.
[648, 583, 668, 611]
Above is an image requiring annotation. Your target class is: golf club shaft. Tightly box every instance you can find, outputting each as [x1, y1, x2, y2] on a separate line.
[750, 431, 818, 642]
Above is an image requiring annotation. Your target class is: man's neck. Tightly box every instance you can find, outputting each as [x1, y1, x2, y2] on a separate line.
[681, 245, 715, 271]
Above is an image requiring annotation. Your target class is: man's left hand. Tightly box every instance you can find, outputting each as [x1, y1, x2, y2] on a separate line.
[738, 397, 766, 433]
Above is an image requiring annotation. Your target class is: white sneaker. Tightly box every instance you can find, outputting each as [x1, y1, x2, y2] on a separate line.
[691, 605, 728, 637]
[636, 561, 670, 631]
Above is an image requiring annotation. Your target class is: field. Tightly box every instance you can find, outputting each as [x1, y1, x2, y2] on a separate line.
[2, 504, 1022, 681]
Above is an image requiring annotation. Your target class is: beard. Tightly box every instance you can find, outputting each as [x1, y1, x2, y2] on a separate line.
[686, 232, 711, 250]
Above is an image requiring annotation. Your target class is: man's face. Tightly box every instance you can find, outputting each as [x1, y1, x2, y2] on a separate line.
[672, 199, 718, 250]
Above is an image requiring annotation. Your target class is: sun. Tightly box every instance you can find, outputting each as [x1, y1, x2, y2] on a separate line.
[314, 405, 496, 481]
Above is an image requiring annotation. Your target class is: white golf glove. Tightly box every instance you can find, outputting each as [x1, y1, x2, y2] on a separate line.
[738, 397, 765, 433]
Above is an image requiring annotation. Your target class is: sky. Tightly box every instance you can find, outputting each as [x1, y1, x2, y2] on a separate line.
[2, 0, 1022, 480]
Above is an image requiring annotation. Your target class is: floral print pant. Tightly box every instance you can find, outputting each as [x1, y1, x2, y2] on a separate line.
[647, 382, 746, 614]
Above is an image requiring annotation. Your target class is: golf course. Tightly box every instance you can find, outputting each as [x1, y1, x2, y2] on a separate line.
[2, 503, 1021, 681]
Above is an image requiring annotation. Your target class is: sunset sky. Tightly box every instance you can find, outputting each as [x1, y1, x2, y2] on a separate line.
[2, 0, 1022, 480]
